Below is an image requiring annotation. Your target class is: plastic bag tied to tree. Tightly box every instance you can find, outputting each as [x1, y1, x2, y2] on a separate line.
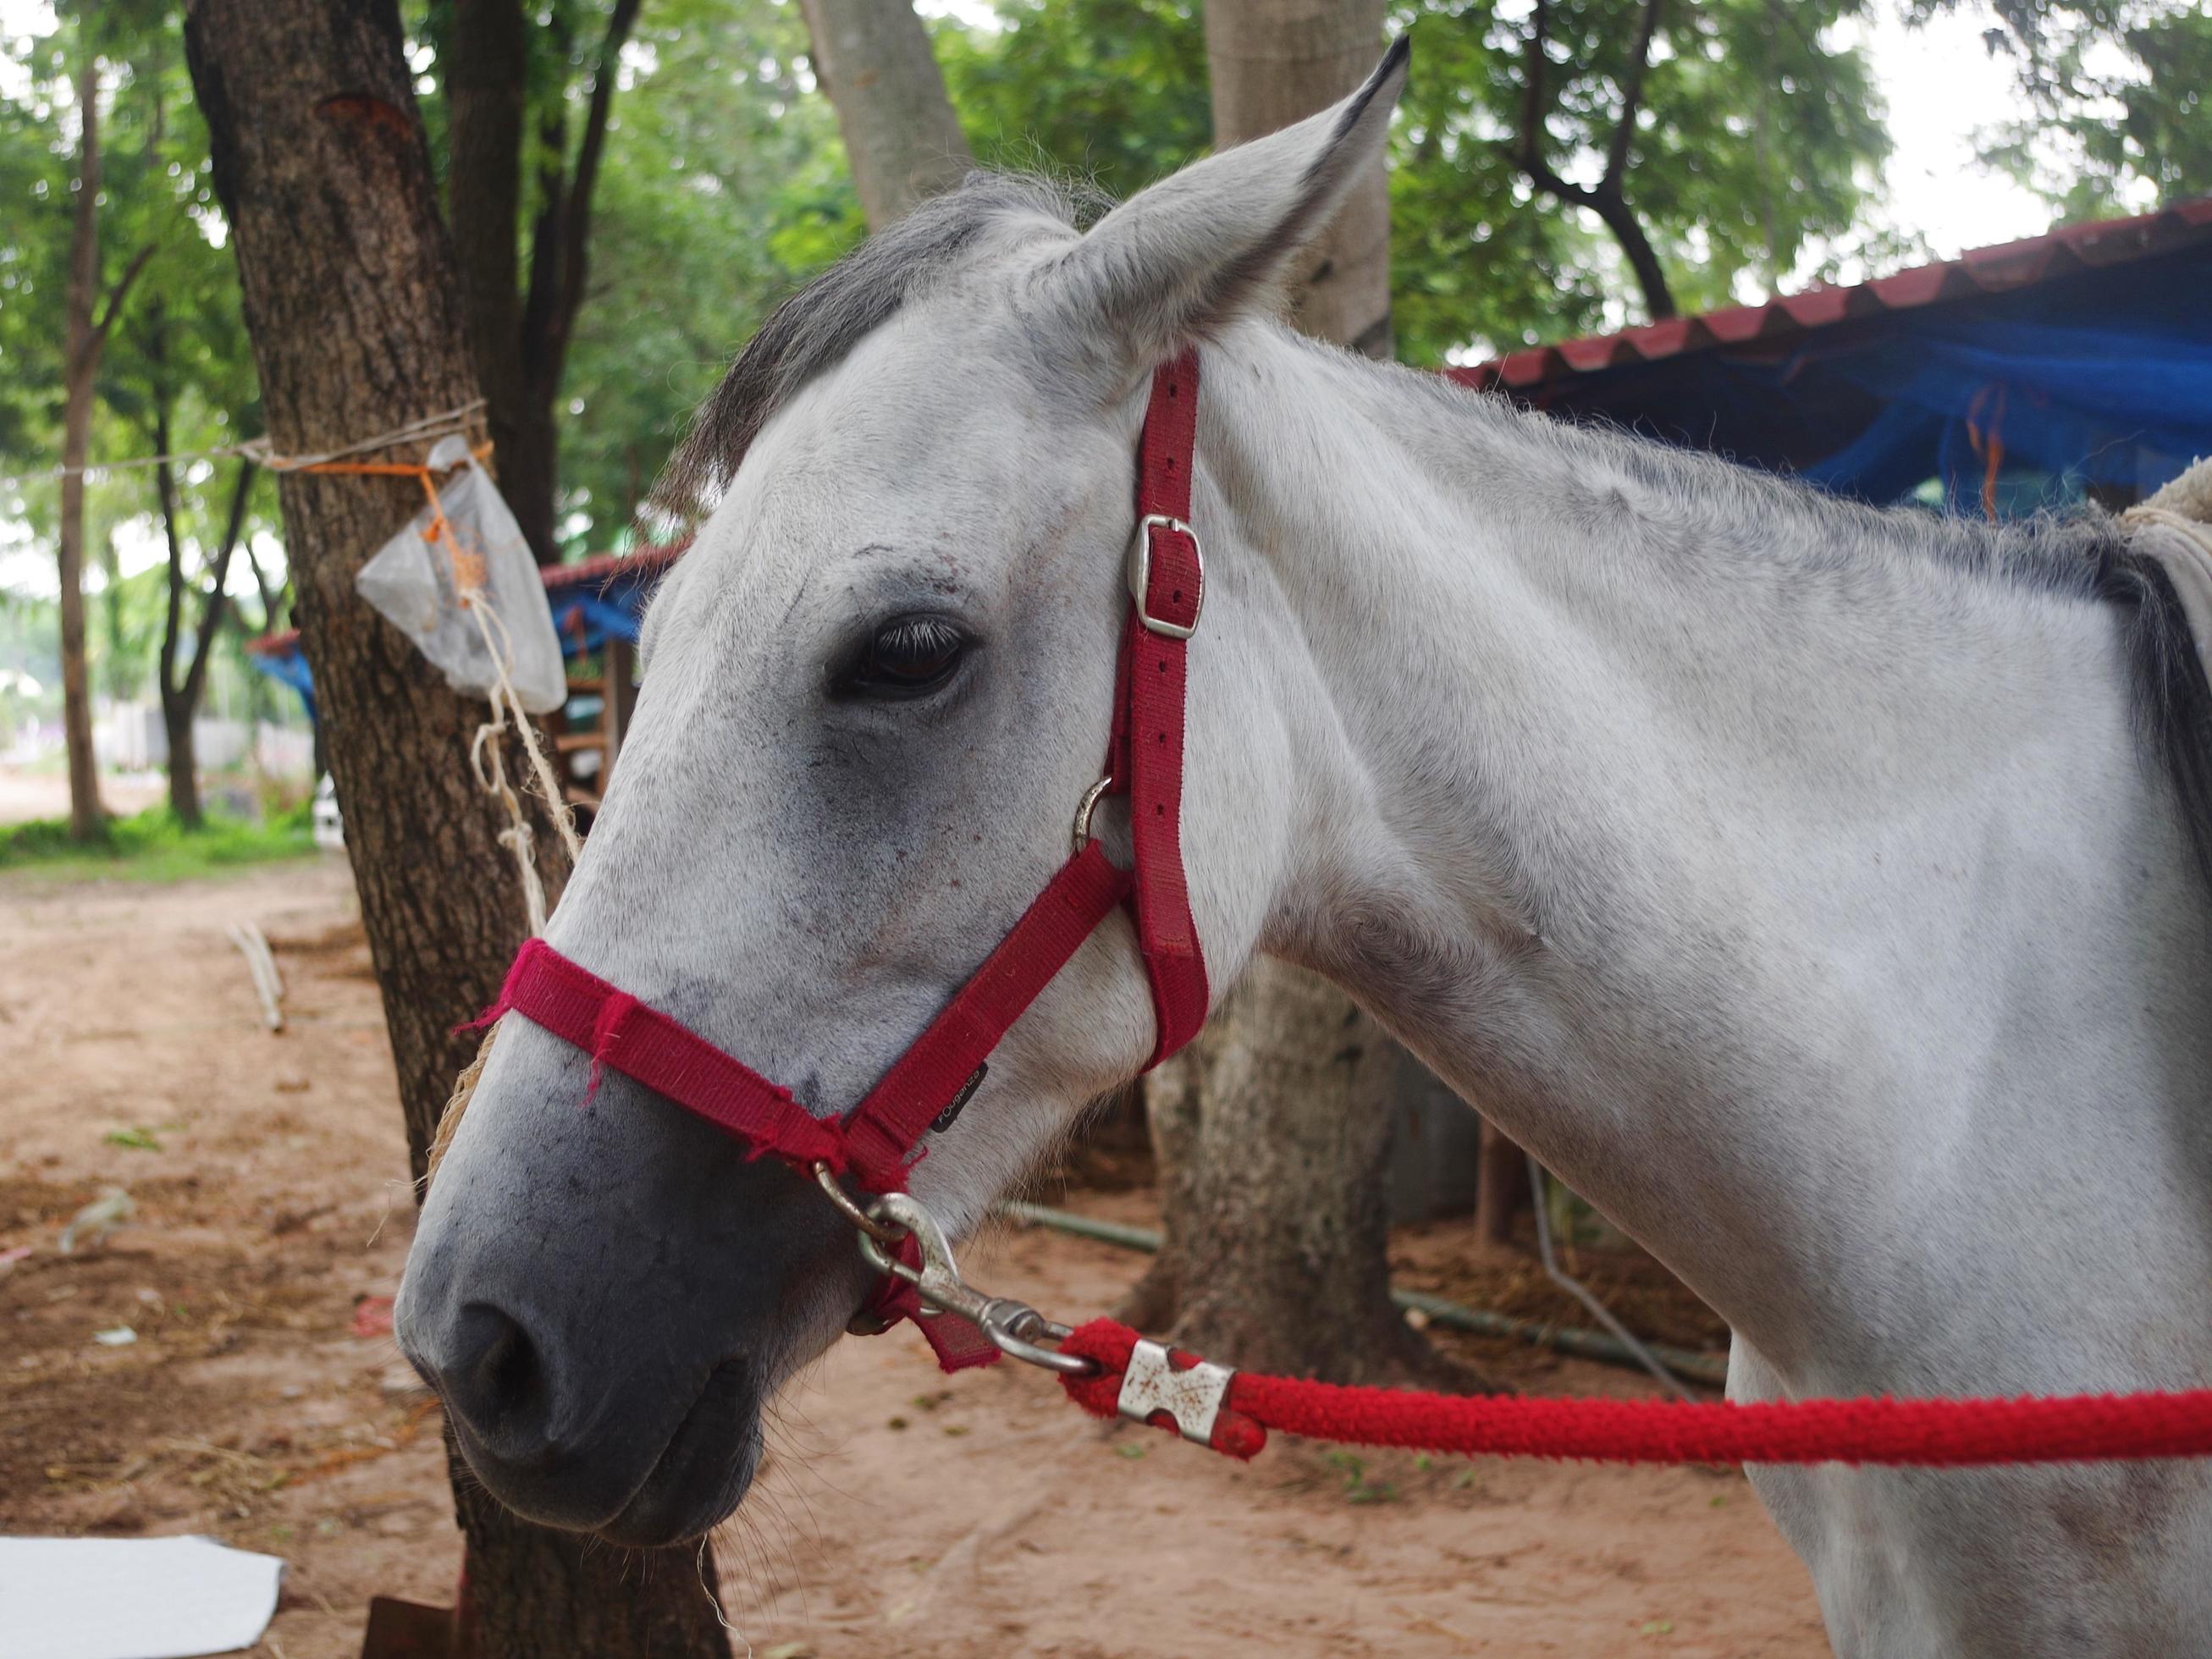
[355, 436, 566, 714]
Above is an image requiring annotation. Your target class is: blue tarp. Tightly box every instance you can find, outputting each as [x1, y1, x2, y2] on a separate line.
[1507, 239, 2212, 515]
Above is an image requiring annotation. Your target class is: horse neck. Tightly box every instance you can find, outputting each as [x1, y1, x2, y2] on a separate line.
[1194, 325, 2212, 1386]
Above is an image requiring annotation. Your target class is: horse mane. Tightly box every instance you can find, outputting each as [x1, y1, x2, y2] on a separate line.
[644, 174, 1078, 530]
[2101, 544, 2212, 887]
[648, 168, 2212, 888]
[1612, 418, 2212, 887]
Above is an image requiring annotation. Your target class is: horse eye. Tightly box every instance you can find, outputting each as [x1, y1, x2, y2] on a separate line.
[844, 614, 970, 698]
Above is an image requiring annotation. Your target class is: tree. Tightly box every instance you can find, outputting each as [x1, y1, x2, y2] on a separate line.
[1390, 0, 1889, 359]
[1510, 0, 1676, 318]
[556, 0, 858, 553]
[96, 44, 271, 824]
[58, 53, 153, 841]
[1915, 0, 2212, 217]
[150, 435, 251, 827]
[936, 0, 1210, 202]
[799, 0, 973, 229]
[1207, 0, 1396, 351]
[442, 0, 646, 562]
[180, 2, 730, 1651]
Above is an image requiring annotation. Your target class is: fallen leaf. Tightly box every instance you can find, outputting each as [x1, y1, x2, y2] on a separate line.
[352, 1294, 395, 1338]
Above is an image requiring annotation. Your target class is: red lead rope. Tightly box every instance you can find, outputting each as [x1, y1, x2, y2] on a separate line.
[1056, 1319, 2212, 1467]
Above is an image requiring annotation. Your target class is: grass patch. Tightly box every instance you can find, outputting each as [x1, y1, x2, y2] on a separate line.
[0, 802, 319, 883]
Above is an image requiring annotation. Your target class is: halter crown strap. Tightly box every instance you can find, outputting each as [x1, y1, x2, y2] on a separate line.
[1117, 355, 1211, 1065]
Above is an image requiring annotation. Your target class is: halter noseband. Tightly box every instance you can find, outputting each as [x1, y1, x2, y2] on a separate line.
[474, 355, 1211, 1367]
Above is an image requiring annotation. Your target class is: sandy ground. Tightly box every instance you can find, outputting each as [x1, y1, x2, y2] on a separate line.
[0, 860, 1829, 1657]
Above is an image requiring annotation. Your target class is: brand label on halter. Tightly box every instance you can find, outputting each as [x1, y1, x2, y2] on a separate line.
[929, 1063, 989, 1135]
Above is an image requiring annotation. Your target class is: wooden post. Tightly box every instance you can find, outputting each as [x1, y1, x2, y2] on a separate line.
[603, 633, 633, 783]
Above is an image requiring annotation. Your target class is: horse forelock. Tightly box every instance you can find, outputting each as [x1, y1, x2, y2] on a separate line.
[643, 173, 1081, 533]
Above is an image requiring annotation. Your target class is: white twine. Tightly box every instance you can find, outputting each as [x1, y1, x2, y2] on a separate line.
[462, 585, 582, 936]
[0, 400, 488, 491]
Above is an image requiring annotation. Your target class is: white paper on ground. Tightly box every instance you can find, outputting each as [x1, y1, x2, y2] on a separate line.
[0, 1535, 284, 1659]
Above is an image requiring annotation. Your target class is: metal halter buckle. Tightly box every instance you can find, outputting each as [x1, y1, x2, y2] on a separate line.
[814, 1169, 1098, 1376]
[1115, 1337, 1235, 1446]
[1128, 514, 1203, 640]
[1071, 773, 1113, 852]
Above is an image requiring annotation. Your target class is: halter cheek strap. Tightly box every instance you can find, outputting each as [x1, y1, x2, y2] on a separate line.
[472, 354, 1212, 1369]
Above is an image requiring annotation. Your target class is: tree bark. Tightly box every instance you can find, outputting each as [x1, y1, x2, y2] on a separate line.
[1205, 0, 1394, 356]
[797, 0, 972, 231]
[444, 0, 530, 548]
[1117, 0, 1489, 1389]
[181, 4, 731, 1652]
[59, 58, 113, 841]
[1141, 962, 1466, 1381]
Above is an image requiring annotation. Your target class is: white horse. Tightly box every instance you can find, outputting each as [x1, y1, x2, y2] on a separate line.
[396, 45, 2212, 1656]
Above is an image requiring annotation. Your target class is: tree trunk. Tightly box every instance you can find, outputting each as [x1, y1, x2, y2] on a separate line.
[797, 0, 972, 230]
[444, 0, 531, 549]
[59, 58, 109, 842]
[1117, 0, 1490, 1388]
[181, 4, 731, 1653]
[447, 0, 639, 561]
[1139, 962, 1454, 1381]
[155, 433, 251, 830]
[1475, 1119, 1531, 1249]
[1204, 0, 1394, 356]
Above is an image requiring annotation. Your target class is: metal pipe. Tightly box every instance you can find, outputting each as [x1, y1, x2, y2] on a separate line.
[1525, 1153, 1695, 1401]
[996, 1199, 1730, 1388]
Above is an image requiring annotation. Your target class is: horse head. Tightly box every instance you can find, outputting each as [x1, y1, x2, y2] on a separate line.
[395, 46, 1409, 1545]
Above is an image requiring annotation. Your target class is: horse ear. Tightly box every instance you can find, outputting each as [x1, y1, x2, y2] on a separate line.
[1050, 36, 1409, 367]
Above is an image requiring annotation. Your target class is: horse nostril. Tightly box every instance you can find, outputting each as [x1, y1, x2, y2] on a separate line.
[444, 1301, 555, 1452]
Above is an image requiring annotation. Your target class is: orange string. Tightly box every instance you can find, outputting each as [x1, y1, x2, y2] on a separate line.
[287, 443, 495, 592]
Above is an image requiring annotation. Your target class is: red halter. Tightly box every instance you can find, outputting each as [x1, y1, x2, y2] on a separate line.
[474, 356, 1211, 1367]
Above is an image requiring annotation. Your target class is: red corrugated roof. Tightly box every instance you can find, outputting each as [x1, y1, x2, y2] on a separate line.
[247, 539, 689, 658]
[1448, 196, 2212, 394]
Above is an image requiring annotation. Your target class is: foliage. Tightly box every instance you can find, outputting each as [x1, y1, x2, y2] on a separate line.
[0, 800, 316, 881]
[929, 0, 1892, 361]
[1387, 0, 1893, 359]
[1911, 0, 2212, 216]
[0, 8, 281, 680]
[936, 0, 1210, 207]
[549, 0, 860, 552]
[4, 0, 2200, 613]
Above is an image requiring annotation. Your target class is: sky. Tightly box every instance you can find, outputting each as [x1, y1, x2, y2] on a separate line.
[0, 1, 2098, 598]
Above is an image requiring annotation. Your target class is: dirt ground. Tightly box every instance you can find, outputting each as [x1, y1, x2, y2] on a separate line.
[0, 859, 1829, 1657]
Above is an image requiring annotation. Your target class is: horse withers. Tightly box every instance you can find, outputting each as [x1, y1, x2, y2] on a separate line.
[396, 44, 2212, 1656]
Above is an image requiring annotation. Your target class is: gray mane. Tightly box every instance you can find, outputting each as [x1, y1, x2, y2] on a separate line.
[1471, 378, 2212, 884]
[647, 174, 1078, 527]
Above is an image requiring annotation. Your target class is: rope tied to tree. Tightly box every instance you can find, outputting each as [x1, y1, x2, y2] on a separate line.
[292, 439, 582, 937]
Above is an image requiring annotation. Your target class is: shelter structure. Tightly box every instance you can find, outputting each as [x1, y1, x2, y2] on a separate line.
[1451, 196, 2212, 517]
